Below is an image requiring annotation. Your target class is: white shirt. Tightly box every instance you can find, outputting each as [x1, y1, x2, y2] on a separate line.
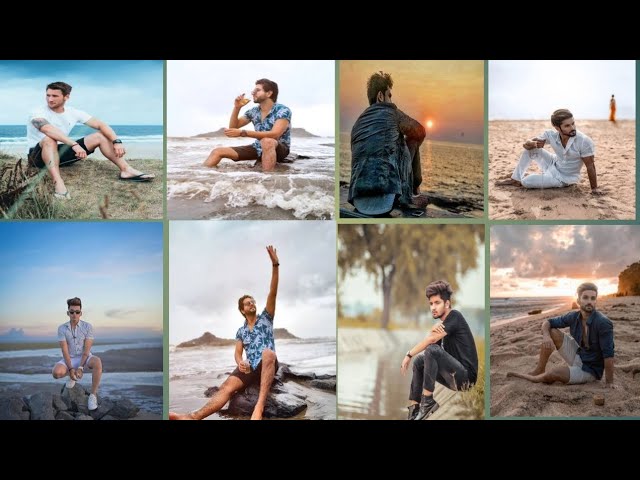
[57, 320, 94, 357]
[26, 105, 92, 152]
[538, 129, 595, 184]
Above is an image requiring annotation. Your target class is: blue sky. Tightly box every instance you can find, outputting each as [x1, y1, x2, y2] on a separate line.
[0, 60, 163, 124]
[0, 223, 163, 339]
[170, 221, 336, 343]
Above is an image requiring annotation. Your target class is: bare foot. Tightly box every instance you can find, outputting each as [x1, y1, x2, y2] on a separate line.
[169, 411, 195, 420]
[527, 369, 545, 376]
[250, 404, 264, 420]
[495, 178, 522, 187]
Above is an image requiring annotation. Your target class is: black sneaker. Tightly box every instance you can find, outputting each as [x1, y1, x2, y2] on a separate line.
[407, 404, 419, 420]
[414, 396, 439, 420]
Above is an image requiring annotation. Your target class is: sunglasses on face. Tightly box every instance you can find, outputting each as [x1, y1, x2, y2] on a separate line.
[68, 310, 81, 315]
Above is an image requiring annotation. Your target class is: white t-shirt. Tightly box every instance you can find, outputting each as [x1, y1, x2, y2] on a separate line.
[538, 129, 595, 184]
[26, 105, 92, 153]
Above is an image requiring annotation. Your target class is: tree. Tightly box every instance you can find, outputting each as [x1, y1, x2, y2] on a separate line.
[338, 224, 484, 329]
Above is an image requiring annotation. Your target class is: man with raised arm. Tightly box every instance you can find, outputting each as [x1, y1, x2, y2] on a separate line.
[170, 245, 281, 420]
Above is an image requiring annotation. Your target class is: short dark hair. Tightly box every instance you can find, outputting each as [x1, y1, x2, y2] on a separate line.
[67, 297, 82, 309]
[367, 71, 393, 105]
[577, 282, 598, 297]
[256, 78, 279, 102]
[47, 82, 72, 96]
[550, 108, 573, 127]
[238, 295, 254, 318]
[425, 280, 453, 302]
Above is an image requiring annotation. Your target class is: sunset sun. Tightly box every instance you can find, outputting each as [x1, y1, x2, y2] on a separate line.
[426, 120, 433, 129]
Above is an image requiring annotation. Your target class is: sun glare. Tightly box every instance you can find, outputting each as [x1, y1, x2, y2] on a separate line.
[426, 120, 433, 129]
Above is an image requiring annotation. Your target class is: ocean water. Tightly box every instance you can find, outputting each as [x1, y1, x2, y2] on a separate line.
[0, 341, 162, 359]
[340, 134, 484, 217]
[167, 136, 335, 220]
[490, 297, 572, 323]
[169, 338, 336, 419]
[0, 125, 163, 159]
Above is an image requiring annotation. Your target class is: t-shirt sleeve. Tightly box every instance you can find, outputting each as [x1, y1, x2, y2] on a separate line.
[57, 325, 66, 342]
[85, 323, 94, 339]
[579, 135, 595, 157]
[260, 308, 274, 324]
[244, 108, 255, 121]
[537, 131, 550, 141]
[548, 312, 574, 329]
[29, 108, 48, 122]
[275, 105, 292, 122]
[74, 109, 92, 124]
[235, 328, 243, 341]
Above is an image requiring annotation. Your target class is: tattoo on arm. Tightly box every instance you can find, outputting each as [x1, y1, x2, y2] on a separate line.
[31, 118, 50, 130]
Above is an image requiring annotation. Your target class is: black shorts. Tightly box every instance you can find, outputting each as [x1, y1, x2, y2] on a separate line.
[229, 358, 279, 389]
[27, 137, 95, 169]
[230, 143, 290, 162]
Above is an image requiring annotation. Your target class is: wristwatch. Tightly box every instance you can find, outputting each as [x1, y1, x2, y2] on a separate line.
[240, 130, 247, 137]
[112, 139, 123, 144]
[406, 351, 413, 358]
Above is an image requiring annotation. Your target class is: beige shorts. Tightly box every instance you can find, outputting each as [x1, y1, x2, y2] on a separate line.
[558, 335, 597, 384]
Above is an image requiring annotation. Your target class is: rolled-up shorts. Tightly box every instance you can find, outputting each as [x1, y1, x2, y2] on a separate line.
[230, 143, 290, 162]
[229, 358, 279, 389]
[54, 354, 95, 371]
[28, 137, 95, 168]
[558, 334, 597, 384]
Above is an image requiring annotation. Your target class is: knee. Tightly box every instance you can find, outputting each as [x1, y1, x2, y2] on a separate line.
[89, 132, 106, 143]
[91, 356, 102, 371]
[521, 176, 533, 188]
[52, 367, 65, 379]
[260, 138, 277, 150]
[41, 136, 57, 148]
[425, 344, 442, 358]
[261, 348, 276, 364]
[412, 353, 424, 372]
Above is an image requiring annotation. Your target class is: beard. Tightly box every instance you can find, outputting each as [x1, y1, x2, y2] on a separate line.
[580, 304, 594, 312]
[568, 130, 577, 136]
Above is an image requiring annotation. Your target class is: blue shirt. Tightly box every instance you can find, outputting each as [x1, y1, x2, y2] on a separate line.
[244, 103, 292, 156]
[235, 308, 276, 371]
[548, 310, 614, 379]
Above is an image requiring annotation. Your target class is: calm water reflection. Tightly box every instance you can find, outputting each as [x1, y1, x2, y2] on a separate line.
[338, 347, 412, 420]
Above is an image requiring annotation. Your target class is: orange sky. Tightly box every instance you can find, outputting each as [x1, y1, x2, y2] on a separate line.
[340, 60, 484, 144]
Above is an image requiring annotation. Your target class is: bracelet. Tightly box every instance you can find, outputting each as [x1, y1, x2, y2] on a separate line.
[71, 143, 79, 147]
[273, 263, 280, 267]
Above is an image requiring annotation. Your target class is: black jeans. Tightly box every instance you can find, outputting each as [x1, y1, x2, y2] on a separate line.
[409, 344, 470, 402]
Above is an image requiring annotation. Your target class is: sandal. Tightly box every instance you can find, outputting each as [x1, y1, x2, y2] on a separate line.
[54, 190, 71, 200]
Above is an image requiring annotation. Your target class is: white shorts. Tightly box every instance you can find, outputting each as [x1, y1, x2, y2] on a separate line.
[54, 354, 94, 371]
[558, 335, 597, 384]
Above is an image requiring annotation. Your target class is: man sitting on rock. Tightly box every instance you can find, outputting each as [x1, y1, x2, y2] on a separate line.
[52, 297, 103, 411]
[170, 245, 281, 420]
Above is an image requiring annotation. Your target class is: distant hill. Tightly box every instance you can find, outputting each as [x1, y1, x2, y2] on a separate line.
[177, 332, 236, 348]
[618, 261, 640, 296]
[274, 328, 298, 340]
[193, 127, 318, 138]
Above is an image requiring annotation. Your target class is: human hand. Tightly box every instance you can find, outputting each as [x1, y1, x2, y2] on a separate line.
[532, 138, 545, 148]
[113, 143, 126, 158]
[224, 128, 242, 138]
[69, 368, 77, 381]
[234, 94, 250, 108]
[75, 367, 84, 380]
[72, 145, 87, 159]
[400, 355, 411, 376]
[239, 361, 251, 374]
[266, 245, 279, 265]
[431, 321, 445, 335]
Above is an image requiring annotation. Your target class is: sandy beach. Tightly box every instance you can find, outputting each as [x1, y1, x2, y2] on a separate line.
[490, 296, 640, 417]
[489, 120, 635, 220]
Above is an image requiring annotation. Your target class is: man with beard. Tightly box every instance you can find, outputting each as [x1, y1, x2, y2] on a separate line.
[203, 78, 291, 172]
[496, 109, 603, 194]
[400, 280, 478, 420]
[507, 282, 616, 388]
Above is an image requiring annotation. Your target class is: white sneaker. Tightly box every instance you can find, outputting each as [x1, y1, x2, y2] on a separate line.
[66, 379, 76, 389]
[88, 394, 98, 411]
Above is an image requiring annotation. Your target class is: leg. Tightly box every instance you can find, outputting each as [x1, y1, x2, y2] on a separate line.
[82, 133, 154, 179]
[169, 374, 245, 420]
[506, 366, 570, 384]
[408, 352, 425, 405]
[52, 363, 69, 379]
[39, 137, 68, 194]
[251, 349, 277, 420]
[521, 172, 565, 189]
[422, 344, 469, 395]
[259, 138, 278, 172]
[527, 328, 565, 375]
[86, 356, 102, 395]
[203, 147, 241, 167]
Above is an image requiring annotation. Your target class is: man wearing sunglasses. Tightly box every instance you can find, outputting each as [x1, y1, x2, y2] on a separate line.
[507, 282, 616, 388]
[170, 245, 280, 420]
[52, 297, 103, 411]
[203, 78, 292, 172]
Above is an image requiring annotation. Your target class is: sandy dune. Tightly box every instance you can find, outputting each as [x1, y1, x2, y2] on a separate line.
[489, 120, 635, 220]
